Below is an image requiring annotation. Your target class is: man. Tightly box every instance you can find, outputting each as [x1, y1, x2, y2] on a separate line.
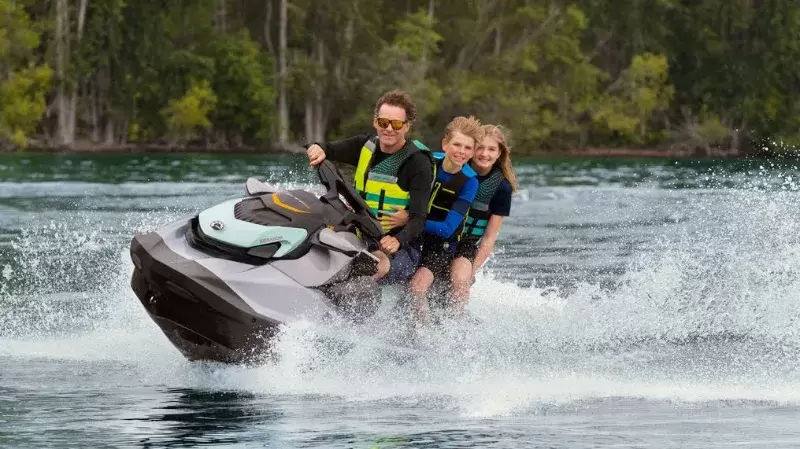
[306, 89, 433, 282]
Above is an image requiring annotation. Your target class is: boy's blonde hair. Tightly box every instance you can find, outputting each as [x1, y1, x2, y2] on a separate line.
[443, 116, 484, 146]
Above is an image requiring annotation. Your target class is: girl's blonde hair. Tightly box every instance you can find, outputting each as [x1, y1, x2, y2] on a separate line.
[481, 124, 518, 192]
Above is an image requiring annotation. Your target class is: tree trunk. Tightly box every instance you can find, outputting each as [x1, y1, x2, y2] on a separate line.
[494, 26, 501, 57]
[304, 37, 323, 143]
[53, 0, 88, 148]
[304, 97, 313, 143]
[55, 0, 73, 147]
[264, 0, 274, 55]
[311, 95, 325, 142]
[66, 0, 88, 145]
[90, 84, 99, 143]
[316, 105, 327, 143]
[77, 0, 87, 35]
[335, 17, 353, 86]
[104, 118, 115, 146]
[421, 0, 435, 65]
[216, 0, 227, 32]
[119, 119, 129, 145]
[732, 118, 746, 156]
[313, 37, 326, 142]
[93, 67, 110, 144]
[278, 0, 288, 144]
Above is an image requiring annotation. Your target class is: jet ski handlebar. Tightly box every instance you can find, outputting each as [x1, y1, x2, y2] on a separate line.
[316, 160, 383, 239]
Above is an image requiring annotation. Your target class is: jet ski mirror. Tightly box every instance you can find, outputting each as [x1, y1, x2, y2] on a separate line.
[245, 177, 279, 196]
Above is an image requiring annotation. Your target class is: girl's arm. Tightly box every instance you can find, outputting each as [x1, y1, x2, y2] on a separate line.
[472, 214, 505, 274]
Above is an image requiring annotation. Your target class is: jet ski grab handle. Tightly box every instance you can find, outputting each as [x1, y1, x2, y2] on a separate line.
[318, 228, 380, 262]
[316, 160, 383, 239]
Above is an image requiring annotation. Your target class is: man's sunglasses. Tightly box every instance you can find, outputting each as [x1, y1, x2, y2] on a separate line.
[375, 117, 407, 130]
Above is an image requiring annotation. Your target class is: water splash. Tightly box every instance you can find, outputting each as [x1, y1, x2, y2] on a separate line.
[0, 212, 178, 337]
[3, 169, 800, 417]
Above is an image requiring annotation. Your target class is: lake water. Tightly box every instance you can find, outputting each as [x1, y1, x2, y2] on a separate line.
[2, 153, 800, 447]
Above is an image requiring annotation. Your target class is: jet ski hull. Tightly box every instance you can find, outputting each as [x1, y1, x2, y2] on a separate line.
[130, 231, 279, 363]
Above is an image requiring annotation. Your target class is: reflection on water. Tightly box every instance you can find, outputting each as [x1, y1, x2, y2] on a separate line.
[134, 389, 283, 447]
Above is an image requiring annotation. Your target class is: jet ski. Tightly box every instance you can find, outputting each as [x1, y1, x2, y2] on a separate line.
[129, 161, 386, 363]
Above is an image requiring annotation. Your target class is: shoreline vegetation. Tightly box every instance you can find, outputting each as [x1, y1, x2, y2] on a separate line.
[3, 1, 800, 157]
[6, 143, 745, 159]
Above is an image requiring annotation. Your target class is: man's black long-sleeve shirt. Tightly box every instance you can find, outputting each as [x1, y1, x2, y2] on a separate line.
[318, 134, 433, 245]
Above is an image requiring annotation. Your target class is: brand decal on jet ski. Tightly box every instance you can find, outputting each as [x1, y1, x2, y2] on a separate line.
[210, 220, 225, 230]
[257, 236, 284, 245]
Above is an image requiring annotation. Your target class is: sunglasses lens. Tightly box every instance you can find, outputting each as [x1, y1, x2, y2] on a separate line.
[376, 118, 405, 130]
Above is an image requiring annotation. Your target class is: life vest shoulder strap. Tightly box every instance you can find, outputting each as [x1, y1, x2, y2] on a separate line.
[428, 159, 472, 215]
[365, 135, 379, 151]
[431, 154, 472, 195]
[439, 169, 469, 195]
[369, 138, 430, 177]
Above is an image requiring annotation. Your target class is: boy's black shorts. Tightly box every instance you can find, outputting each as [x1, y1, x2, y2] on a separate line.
[418, 245, 456, 277]
[453, 239, 479, 263]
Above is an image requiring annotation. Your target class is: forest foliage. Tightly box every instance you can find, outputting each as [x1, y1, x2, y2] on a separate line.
[1, 0, 799, 154]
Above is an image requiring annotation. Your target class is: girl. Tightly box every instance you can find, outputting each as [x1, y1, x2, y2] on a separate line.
[449, 124, 517, 312]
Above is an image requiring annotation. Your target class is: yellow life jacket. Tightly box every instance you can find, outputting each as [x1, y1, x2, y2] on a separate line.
[353, 136, 430, 233]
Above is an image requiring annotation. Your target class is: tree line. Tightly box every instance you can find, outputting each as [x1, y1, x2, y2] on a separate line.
[1, 0, 799, 155]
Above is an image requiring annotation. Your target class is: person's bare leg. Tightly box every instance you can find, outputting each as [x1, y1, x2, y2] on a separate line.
[449, 257, 473, 315]
[372, 250, 390, 282]
[408, 267, 435, 325]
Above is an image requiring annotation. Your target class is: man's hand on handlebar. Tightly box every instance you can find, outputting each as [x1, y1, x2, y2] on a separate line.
[306, 144, 327, 166]
[379, 235, 401, 254]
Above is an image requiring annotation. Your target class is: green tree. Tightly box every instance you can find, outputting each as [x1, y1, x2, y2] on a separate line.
[337, 9, 443, 141]
[0, 66, 52, 147]
[0, 0, 51, 149]
[593, 52, 674, 144]
[162, 80, 218, 144]
[209, 31, 276, 145]
[448, 2, 605, 150]
[285, 0, 387, 143]
[6, 0, 800, 154]
[379, 10, 443, 127]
